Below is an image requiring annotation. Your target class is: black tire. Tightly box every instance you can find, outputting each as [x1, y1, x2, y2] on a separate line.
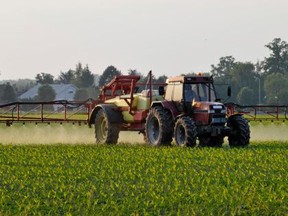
[199, 136, 224, 147]
[145, 107, 173, 146]
[94, 109, 119, 144]
[227, 115, 250, 147]
[174, 117, 197, 147]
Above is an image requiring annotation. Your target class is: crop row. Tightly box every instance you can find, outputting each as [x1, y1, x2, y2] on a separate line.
[0, 142, 287, 215]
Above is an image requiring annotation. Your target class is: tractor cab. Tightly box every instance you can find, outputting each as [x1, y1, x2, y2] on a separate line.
[165, 75, 221, 120]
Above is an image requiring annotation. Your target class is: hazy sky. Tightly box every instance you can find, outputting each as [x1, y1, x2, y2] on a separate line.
[1, 0, 288, 80]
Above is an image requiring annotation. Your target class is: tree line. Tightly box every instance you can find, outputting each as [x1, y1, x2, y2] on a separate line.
[212, 38, 288, 105]
[1, 37, 288, 105]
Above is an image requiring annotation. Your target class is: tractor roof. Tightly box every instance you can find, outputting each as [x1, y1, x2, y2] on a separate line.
[167, 75, 213, 84]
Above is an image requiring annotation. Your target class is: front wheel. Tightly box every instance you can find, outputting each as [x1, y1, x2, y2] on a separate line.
[227, 115, 250, 147]
[174, 117, 197, 147]
[94, 109, 119, 144]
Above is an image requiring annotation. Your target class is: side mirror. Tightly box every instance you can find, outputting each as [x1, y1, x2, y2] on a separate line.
[227, 86, 231, 97]
[159, 86, 165, 96]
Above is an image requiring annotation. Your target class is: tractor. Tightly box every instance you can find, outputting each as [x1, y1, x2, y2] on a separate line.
[145, 75, 250, 147]
[88, 72, 250, 147]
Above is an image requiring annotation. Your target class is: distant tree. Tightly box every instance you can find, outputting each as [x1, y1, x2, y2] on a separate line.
[263, 38, 288, 74]
[237, 87, 255, 105]
[232, 62, 258, 103]
[277, 89, 288, 104]
[74, 62, 83, 78]
[264, 73, 288, 104]
[232, 62, 256, 88]
[139, 73, 156, 84]
[99, 66, 121, 87]
[0, 85, 4, 102]
[67, 63, 95, 88]
[35, 73, 54, 84]
[211, 56, 236, 78]
[58, 70, 75, 84]
[74, 88, 89, 101]
[128, 69, 142, 76]
[14, 79, 36, 96]
[86, 87, 99, 99]
[0, 82, 17, 103]
[37, 84, 56, 101]
[211, 56, 236, 101]
[155, 75, 168, 83]
[78, 65, 94, 88]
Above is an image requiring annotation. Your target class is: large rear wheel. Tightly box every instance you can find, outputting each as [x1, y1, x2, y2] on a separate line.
[94, 109, 119, 144]
[174, 117, 197, 147]
[145, 107, 173, 146]
[227, 115, 250, 147]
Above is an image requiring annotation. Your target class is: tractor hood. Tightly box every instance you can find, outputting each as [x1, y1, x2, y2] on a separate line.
[192, 101, 225, 112]
[192, 101, 227, 125]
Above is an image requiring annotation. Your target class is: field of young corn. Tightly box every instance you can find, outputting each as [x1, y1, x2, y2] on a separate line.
[0, 140, 287, 215]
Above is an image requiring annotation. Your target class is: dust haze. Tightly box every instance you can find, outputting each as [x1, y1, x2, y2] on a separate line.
[0, 124, 145, 145]
[249, 123, 288, 141]
[0, 123, 287, 145]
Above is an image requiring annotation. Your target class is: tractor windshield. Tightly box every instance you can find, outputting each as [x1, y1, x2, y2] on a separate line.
[184, 83, 216, 102]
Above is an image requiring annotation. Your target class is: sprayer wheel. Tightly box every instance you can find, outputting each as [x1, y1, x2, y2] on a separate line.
[94, 109, 119, 144]
[227, 115, 250, 147]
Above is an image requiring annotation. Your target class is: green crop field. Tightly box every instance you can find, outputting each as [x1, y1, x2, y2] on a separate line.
[0, 141, 287, 215]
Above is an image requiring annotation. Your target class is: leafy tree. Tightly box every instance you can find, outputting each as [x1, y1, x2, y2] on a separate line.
[74, 62, 83, 78]
[37, 84, 56, 101]
[0, 83, 17, 103]
[211, 56, 236, 78]
[58, 70, 75, 84]
[128, 69, 142, 77]
[232, 62, 256, 88]
[99, 66, 121, 87]
[213, 76, 230, 101]
[211, 56, 236, 101]
[0, 85, 4, 102]
[6, 79, 36, 96]
[263, 38, 288, 74]
[139, 73, 156, 84]
[237, 87, 255, 105]
[156, 75, 168, 83]
[78, 65, 94, 88]
[74, 89, 89, 101]
[35, 73, 54, 84]
[211, 58, 259, 103]
[264, 73, 288, 104]
[277, 89, 288, 104]
[86, 87, 99, 100]
[67, 63, 95, 88]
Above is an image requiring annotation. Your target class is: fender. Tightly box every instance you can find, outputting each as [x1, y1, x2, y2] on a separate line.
[150, 100, 179, 120]
[227, 113, 243, 121]
[88, 104, 124, 127]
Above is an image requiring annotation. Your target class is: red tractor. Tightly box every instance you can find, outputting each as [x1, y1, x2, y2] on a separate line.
[145, 75, 250, 147]
[88, 72, 250, 147]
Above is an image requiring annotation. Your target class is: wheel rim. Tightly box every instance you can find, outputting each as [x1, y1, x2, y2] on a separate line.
[147, 116, 160, 144]
[175, 124, 185, 146]
[97, 116, 108, 142]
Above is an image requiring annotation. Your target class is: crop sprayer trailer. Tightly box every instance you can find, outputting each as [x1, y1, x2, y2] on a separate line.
[1, 71, 288, 146]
